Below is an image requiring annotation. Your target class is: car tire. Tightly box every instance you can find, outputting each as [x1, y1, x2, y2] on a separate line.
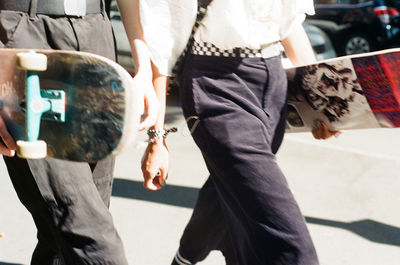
[342, 33, 373, 55]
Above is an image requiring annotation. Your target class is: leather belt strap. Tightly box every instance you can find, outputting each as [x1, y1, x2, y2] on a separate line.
[0, 0, 102, 16]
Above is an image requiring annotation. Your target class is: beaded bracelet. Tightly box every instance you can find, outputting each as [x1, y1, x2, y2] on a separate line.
[147, 127, 177, 143]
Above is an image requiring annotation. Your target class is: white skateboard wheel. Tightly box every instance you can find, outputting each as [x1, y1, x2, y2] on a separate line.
[16, 140, 47, 159]
[17, 51, 47, 71]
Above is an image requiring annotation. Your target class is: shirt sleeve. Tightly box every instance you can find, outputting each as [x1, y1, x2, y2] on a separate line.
[140, 0, 196, 76]
[279, 0, 315, 40]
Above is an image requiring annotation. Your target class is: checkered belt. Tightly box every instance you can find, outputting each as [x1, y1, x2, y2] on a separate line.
[191, 41, 282, 58]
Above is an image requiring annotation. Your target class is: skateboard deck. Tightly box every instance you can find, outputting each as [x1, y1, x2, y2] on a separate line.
[0, 48, 142, 162]
[285, 48, 400, 133]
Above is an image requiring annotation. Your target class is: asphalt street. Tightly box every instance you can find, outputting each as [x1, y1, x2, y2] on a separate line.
[1, 94, 400, 265]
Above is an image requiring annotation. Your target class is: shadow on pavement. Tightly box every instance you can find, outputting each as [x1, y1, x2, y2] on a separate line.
[306, 216, 400, 247]
[112, 178, 400, 247]
[112, 178, 198, 209]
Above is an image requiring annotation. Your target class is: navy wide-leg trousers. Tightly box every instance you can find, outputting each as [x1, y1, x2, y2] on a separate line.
[176, 54, 319, 265]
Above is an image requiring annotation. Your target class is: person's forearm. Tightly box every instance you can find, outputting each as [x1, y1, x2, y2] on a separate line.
[150, 64, 168, 132]
[141, 65, 169, 191]
[282, 23, 317, 67]
[116, 0, 159, 130]
[115, 0, 151, 75]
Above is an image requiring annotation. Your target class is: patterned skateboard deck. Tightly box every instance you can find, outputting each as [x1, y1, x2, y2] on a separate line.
[285, 48, 400, 132]
[0, 48, 142, 162]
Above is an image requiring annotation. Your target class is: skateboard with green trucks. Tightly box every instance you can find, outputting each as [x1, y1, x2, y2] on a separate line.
[0, 48, 142, 162]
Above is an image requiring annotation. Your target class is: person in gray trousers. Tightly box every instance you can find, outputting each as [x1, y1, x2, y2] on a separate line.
[0, 0, 158, 264]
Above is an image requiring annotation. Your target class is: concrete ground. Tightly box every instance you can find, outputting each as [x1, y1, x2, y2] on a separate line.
[1, 95, 400, 265]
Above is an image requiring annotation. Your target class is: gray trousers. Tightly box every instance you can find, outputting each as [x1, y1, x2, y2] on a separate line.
[176, 54, 319, 265]
[0, 6, 128, 265]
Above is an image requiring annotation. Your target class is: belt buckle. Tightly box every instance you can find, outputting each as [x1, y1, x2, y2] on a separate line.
[261, 43, 281, 58]
[64, 0, 87, 16]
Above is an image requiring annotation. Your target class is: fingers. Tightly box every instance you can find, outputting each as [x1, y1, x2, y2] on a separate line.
[158, 167, 168, 187]
[143, 173, 161, 191]
[0, 117, 16, 157]
[143, 169, 161, 191]
[311, 120, 328, 140]
[138, 105, 157, 131]
[143, 170, 166, 191]
[312, 120, 342, 140]
[331, 130, 342, 138]
[138, 88, 159, 131]
[0, 145, 15, 157]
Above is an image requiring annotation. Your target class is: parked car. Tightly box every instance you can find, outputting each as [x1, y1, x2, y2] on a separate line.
[281, 22, 337, 68]
[306, 0, 400, 55]
[110, 1, 336, 73]
[304, 23, 338, 61]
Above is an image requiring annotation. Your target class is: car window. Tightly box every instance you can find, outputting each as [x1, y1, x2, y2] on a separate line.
[385, 0, 400, 7]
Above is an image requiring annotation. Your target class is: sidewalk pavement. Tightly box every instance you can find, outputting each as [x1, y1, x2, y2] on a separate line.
[1, 95, 400, 265]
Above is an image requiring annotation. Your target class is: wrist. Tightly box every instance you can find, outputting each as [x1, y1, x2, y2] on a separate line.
[147, 129, 165, 143]
[146, 127, 177, 143]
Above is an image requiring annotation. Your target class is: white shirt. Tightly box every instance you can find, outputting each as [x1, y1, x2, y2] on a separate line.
[140, 0, 314, 76]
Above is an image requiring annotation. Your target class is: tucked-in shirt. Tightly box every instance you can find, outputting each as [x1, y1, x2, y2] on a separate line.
[140, 0, 315, 76]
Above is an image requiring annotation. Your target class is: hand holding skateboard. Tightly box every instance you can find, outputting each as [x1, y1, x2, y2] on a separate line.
[0, 114, 16, 157]
[137, 79, 159, 132]
[311, 120, 342, 140]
